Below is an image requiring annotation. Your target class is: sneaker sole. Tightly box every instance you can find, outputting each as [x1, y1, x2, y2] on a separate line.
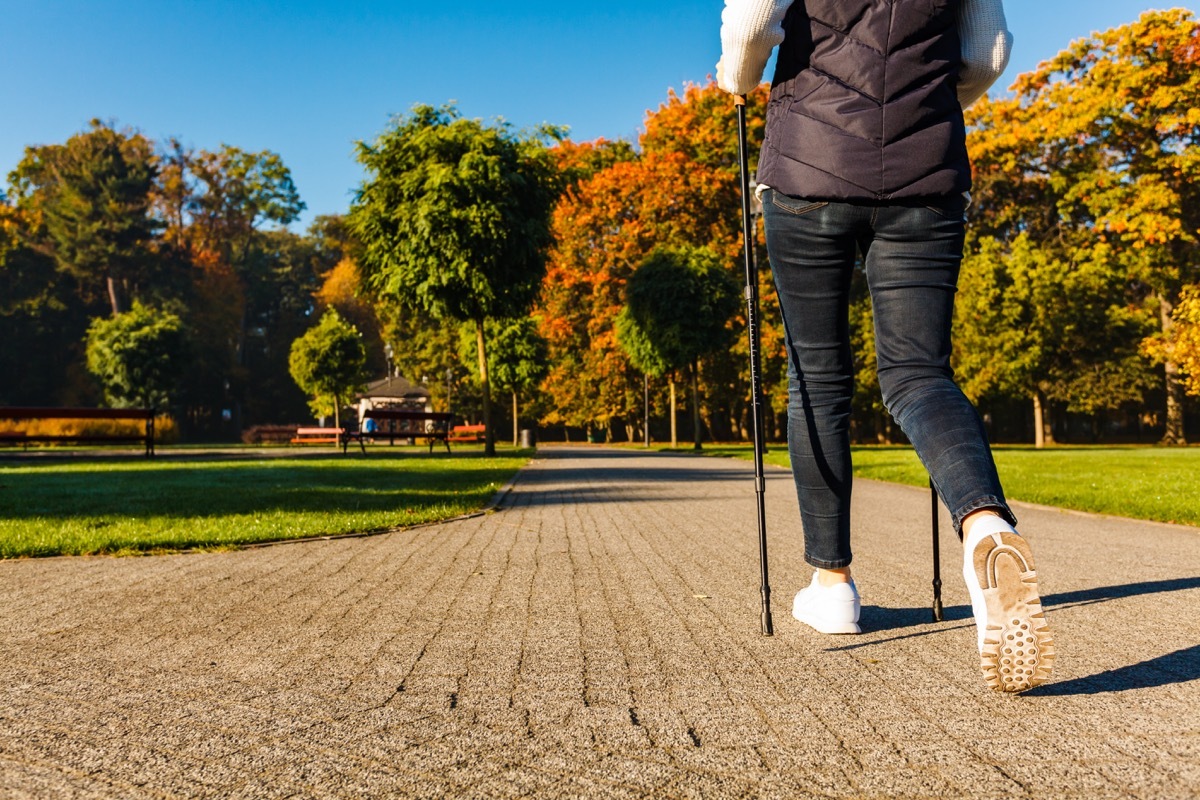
[973, 531, 1055, 692]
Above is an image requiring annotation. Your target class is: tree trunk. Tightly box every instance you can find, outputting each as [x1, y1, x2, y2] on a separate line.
[333, 394, 341, 449]
[644, 373, 651, 447]
[106, 275, 123, 316]
[1159, 295, 1188, 445]
[512, 390, 519, 447]
[1032, 389, 1054, 448]
[475, 319, 495, 456]
[691, 361, 702, 451]
[669, 378, 677, 448]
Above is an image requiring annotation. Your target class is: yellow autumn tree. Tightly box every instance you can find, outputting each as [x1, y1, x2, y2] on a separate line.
[967, 9, 1200, 444]
[1147, 284, 1200, 397]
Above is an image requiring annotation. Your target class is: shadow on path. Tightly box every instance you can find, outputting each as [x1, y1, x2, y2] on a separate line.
[1027, 643, 1200, 696]
[824, 577, 1200, 694]
[826, 577, 1200, 658]
[1041, 576, 1200, 612]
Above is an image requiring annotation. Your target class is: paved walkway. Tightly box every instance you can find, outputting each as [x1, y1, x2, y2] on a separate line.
[2, 446, 1198, 799]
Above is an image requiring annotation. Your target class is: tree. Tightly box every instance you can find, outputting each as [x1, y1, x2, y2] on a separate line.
[85, 302, 188, 409]
[1, 200, 96, 405]
[349, 104, 559, 456]
[9, 120, 160, 316]
[288, 309, 368, 431]
[457, 317, 549, 445]
[640, 81, 768, 176]
[538, 81, 778, 444]
[955, 236, 1156, 446]
[614, 298, 676, 446]
[616, 247, 740, 449]
[967, 9, 1200, 443]
[1146, 284, 1200, 398]
[187, 145, 305, 263]
[540, 149, 738, 437]
[159, 144, 310, 434]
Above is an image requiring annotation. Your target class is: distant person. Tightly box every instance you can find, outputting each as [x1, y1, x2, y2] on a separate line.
[718, 0, 1054, 692]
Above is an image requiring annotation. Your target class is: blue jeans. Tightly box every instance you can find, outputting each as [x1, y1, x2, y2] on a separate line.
[762, 190, 1015, 569]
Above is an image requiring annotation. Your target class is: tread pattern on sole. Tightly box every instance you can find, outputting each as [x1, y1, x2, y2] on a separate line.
[973, 533, 1055, 692]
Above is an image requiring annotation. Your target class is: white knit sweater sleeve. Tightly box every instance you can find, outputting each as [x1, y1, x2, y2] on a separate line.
[957, 0, 1013, 108]
[719, 0, 790, 95]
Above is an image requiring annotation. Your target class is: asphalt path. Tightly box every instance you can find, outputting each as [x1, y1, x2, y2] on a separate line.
[2, 446, 1198, 798]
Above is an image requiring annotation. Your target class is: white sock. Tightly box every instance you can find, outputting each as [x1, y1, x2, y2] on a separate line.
[962, 515, 1018, 651]
[962, 514, 1017, 555]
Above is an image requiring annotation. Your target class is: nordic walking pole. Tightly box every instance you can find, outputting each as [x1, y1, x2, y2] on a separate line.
[930, 479, 944, 622]
[736, 94, 773, 636]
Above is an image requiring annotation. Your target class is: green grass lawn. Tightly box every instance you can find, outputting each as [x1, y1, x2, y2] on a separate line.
[688, 444, 1200, 528]
[0, 447, 529, 558]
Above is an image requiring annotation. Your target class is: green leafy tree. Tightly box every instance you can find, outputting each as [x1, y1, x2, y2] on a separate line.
[617, 246, 740, 449]
[9, 120, 160, 316]
[349, 104, 559, 455]
[955, 236, 1156, 445]
[457, 316, 549, 445]
[614, 309, 672, 446]
[85, 302, 188, 409]
[288, 309, 368, 431]
[1, 201, 96, 405]
[187, 145, 305, 261]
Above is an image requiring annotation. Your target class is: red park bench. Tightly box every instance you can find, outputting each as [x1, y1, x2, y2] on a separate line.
[291, 427, 366, 454]
[448, 424, 487, 443]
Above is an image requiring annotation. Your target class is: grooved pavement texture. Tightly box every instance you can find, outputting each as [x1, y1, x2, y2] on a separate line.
[2, 446, 1198, 799]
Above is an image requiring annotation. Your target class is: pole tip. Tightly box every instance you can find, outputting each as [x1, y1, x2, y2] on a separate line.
[734, 94, 747, 107]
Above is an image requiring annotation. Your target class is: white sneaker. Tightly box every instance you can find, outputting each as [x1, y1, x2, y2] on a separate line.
[963, 525, 1055, 692]
[792, 572, 861, 634]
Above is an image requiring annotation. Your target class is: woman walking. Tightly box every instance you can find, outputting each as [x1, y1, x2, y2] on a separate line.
[718, 0, 1054, 692]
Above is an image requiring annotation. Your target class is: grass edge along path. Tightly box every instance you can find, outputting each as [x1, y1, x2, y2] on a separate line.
[0, 448, 530, 559]
[683, 444, 1200, 529]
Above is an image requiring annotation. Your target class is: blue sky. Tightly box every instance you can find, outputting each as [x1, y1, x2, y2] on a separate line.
[2, 1, 1193, 227]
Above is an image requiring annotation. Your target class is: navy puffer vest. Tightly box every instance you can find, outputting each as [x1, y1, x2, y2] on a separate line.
[756, 0, 970, 201]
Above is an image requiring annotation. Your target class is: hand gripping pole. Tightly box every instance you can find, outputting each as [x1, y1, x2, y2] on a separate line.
[736, 95, 773, 636]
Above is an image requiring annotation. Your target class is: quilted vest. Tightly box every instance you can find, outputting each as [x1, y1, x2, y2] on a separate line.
[756, 0, 970, 201]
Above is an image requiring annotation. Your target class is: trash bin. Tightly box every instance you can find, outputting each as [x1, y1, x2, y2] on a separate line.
[519, 428, 536, 449]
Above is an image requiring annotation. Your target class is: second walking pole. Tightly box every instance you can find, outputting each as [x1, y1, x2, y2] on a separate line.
[735, 95, 773, 636]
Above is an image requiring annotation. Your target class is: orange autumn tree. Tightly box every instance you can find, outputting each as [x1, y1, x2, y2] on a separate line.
[539, 80, 779, 442]
[642, 82, 788, 441]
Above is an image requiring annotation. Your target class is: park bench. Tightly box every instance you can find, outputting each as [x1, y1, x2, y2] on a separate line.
[0, 407, 156, 456]
[361, 409, 453, 453]
[291, 427, 366, 454]
[448, 424, 487, 444]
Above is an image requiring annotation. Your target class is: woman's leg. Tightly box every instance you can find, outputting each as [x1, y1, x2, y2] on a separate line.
[762, 192, 869, 570]
[864, 201, 1016, 533]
